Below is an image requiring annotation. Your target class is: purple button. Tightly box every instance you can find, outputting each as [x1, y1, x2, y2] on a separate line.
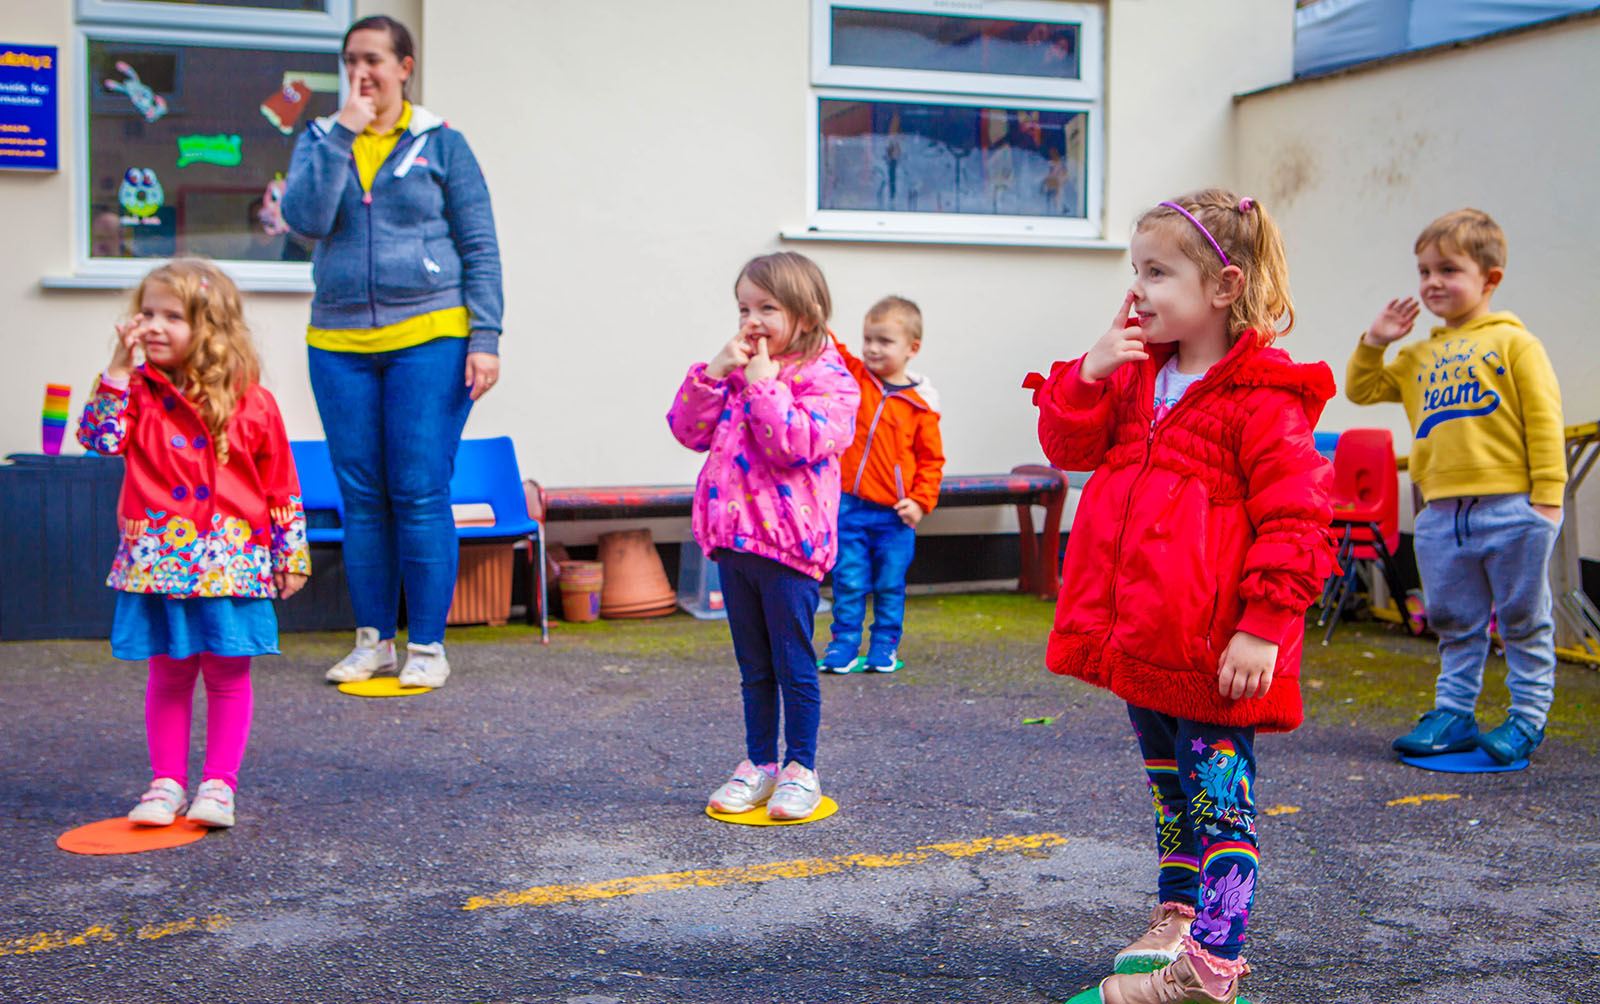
[171, 486, 188, 501]
[193, 435, 207, 449]
[162, 396, 177, 411]
[195, 485, 210, 500]
[171, 435, 187, 449]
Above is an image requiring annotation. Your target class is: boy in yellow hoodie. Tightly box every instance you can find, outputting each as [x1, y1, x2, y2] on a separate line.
[1347, 208, 1564, 765]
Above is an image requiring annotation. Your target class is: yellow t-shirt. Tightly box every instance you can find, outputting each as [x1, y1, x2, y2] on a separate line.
[308, 101, 470, 353]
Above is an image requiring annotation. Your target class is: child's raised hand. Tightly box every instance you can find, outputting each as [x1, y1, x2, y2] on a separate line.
[1363, 298, 1420, 347]
[108, 318, 144, 380]
[1080, 291, 1149, 383]
[1216, 630, 1278, 701]
[706, 333, 752, 380]
[744, 335, 780, 383]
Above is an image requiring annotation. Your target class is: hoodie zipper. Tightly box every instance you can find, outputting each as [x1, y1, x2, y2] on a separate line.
[851, 371, 926, 499]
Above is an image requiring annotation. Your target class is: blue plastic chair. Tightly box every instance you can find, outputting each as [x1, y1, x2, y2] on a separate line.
[450, 437, 548, 643]
[290, 440, 345, 544]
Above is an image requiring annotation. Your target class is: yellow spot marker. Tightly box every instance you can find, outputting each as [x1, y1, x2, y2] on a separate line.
[1387, 793, 1462, 807]
[336, 677, 432, 698]
[706, 795, 839, 827]
[0, 915, 227, 957]
[464, 831, 1067, 912]
[1263, 804, 1300, 816]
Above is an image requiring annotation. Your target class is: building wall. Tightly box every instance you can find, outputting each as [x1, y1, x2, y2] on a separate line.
[1235, 14, 1600, 557]
[4, 0, 1294, 548]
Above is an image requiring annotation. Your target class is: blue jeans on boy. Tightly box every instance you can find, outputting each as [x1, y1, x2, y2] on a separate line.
[1128, 704, 1258, 962]
[1414, 494, 1561, 728]
[716, 549, 822, 771]
[308, 338, 474, 646]
[827, 493, 916, 664]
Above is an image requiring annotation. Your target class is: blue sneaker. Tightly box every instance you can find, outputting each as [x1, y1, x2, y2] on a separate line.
[865, 648, 903, 674]
[1478, 714, 1544, 765]
[1392, 708, 1479, 756]
[820, 643, 863, 675]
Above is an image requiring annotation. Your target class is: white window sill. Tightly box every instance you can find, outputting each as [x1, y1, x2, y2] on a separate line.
[780, 228, 1126, 251]
[40, 266, 314, 294]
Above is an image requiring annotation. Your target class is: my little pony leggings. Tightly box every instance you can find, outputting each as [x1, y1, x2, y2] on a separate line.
[1127, 704, 1258, 961]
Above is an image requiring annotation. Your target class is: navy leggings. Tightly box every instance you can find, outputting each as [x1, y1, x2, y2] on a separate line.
[1128, 704, 1259, 961]
[716, 549, 822, 771]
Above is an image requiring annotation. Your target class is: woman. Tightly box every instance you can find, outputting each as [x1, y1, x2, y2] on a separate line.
[282, 15, 502, 688]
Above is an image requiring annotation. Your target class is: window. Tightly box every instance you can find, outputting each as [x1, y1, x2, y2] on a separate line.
[64, 0, 351, 288]
[804, 0, 1104, 244]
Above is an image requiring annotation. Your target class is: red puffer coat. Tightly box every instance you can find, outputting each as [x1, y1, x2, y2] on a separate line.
[1031, 334, 1337, 732]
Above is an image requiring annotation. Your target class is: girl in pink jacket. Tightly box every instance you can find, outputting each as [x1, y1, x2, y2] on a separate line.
[667, 252, 859, 821]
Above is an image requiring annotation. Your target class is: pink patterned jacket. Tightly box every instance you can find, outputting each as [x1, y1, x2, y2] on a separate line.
[667, 344, 860, 580]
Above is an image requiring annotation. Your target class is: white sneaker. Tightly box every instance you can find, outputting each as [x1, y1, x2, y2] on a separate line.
[766, 762, 822, 820]
[325, 627, 396, 683]
[186, 779, 236, 828]
[707, 760, 777, 813]
[397, 642, 450, 688]
[128, 777, 186, 826]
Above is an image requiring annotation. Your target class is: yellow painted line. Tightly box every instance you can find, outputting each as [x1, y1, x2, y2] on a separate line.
[0, 915, 228, 957]
[1387, 793, 1462, 807]
[1263, 804, 1300, 816]
[464, 832, 1067, 912]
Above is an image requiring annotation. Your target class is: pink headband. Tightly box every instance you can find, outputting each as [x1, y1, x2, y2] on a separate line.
[1160, 201, 1229, 266]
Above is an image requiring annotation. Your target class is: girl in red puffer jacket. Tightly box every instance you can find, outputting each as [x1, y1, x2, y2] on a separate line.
[1029, 190, 1336, 1004]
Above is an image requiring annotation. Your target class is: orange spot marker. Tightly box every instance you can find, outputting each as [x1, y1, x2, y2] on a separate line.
[57, 818, 210, 855]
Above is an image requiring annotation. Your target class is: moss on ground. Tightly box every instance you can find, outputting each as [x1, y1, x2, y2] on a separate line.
[275, 590, 1599, 750]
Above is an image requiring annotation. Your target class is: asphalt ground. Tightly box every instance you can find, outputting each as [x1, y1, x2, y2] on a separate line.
[3, 593, 1598, 1004]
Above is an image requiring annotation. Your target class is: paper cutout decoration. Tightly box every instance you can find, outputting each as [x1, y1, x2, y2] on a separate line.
[118, 168, 164, 221]
[176, 134, 242, 168]
[57, 817, 209, 855]
[104, 61, 167, 123]
[260, 80, 312, 135]
[257, 176, 289, 235]
[336, 677, 433, 698]
[705, 795, 839, 826]
[43, 384, 69, 455]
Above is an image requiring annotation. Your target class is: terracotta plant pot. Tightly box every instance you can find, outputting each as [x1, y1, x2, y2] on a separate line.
[557, 560, 604, 623]
[596, 529, 676, 619]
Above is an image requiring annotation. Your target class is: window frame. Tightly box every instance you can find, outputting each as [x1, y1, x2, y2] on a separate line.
[804, 0, 1105, 244]
[59, 7, 346, 290]
[77, 0, 353, 39]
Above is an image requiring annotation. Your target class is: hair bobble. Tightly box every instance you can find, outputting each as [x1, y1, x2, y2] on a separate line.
[1238, 197, 1255, 213]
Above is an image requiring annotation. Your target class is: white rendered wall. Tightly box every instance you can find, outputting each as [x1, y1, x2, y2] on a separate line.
[1235, 14, 1600, 557]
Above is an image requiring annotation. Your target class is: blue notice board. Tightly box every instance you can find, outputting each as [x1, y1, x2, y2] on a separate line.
[0, 44, 58, 172]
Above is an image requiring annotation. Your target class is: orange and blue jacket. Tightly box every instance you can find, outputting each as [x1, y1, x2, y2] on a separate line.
[832, 336, 945, 514]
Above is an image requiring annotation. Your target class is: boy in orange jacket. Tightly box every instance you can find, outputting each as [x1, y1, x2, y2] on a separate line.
[821, 296, 945, 674]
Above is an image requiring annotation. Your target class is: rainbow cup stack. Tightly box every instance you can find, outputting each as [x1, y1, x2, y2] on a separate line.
[43, 384, 70, 455]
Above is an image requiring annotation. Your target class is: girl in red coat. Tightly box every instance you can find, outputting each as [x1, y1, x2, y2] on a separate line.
[1030, 190, 1335, 1004]
[78, 259, 311, 830]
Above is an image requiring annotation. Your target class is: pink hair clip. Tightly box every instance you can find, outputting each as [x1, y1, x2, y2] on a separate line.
[1238, 197, 1255, 212]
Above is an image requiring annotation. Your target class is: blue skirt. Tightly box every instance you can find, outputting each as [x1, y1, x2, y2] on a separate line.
[111, 593, 280, 661]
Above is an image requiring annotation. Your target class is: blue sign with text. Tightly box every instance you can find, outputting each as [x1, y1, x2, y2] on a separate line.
[0, 44, 58, 172]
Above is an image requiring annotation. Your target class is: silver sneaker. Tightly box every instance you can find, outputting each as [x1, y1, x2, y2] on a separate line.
[128, 777, 186, 826]
[766, 762, 822, 819]
[325, 627, 396, 683]
[707, 760, 776, 813]
[397, 642, 450, 688]
[186, 779, 235, 828]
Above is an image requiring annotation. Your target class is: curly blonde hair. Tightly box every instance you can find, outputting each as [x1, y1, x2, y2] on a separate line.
[1135, 188, 1295, 345]
[128, 259, 261, 465]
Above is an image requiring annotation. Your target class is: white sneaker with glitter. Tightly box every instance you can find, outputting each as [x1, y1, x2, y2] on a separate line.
[397, 642, 450, 688]
[325, 627, 397, 683]
[766, 762, 822, 820]
[186, 779, 236, 828]
[128, 777, 186, 826]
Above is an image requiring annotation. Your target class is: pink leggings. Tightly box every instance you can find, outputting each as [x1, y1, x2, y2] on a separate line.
[146, 654, 253, 791]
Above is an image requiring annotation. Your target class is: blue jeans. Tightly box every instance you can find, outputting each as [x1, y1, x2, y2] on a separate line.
[1414, 494, 1561, 728]
[716, 549, 822, 771]
[827, 494, 916, 663]
[1128, 704, 1258, 961]
[307, 338, 473, 645]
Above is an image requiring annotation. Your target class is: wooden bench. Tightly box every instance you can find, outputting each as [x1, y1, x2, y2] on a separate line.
[544, 465, 1077, 599]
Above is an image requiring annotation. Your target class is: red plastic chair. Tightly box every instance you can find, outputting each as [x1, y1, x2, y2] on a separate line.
[1317, 428, 1417, 643]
